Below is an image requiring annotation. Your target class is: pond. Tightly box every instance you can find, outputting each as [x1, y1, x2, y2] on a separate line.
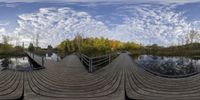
[45, 53, 61, 61]
[0, 52, 62, 71]
[0, 56, 42, 71]
[134, 55, 200, 78]
[0, 57, 30, 71]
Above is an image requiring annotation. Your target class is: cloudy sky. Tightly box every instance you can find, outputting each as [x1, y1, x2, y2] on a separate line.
[0, 0, 200, 47]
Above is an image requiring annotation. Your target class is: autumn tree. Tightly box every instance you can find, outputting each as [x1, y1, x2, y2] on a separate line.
[57, 36, 141, 56]
[74, 33, 82, 52]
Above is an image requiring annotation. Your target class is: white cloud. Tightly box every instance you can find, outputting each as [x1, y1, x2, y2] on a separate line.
[7, 4, 200, 48]
[5, 3, 17, 7]
[0, 27, 15, 44]
[0, 27, 6, 34]
[0, 21, 10, 26]
[0, 27, 20, 45]
[15, 7, 111, 47]
[0, 0, 200, 4]
[111, 5, 192, 46]
[0, 27, 6, 43]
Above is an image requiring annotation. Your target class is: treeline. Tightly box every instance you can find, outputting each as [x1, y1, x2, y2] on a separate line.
[0, 35, 24, 56]
[1, 32, 199, 57]
[56, 34, 200, 57]
[27, 43, 47, 56]
[0, 43, 24, 56]
[144, 29, 200, 57]
[56, 37, 200, 57]
[56, 35, 142, 56]
[145, 43, 200, 57]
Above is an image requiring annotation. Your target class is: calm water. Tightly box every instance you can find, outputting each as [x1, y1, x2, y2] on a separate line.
[134, 55, 200, 77]
[0, 53, 61, 71]
[46, 53, 61, 61]
[0, 57, 31, 71]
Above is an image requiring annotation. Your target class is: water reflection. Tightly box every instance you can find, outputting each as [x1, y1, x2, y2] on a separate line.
[46, 53, 61, 61]
[135, 55, 200, 77]
[0, 57, 31, 71]
[1, 58, 10, 69]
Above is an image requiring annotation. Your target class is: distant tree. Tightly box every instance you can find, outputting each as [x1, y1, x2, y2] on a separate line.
[47, 45, 53, 50]
[15, 46, 23, 50]
[47, 45, 53, 56]
[65, 39, 72, 53]
[197, 32, 200, 43]
[74, 33, 82, 52]
[47, 45, 53, 52]
[57, 39, 75, 54]
[2, 35, 9, 45]
[186, 30, 199, 44]
[57, 36, 141, 56]
[28, 43, 34, 52]
[0, 35, 14, 54]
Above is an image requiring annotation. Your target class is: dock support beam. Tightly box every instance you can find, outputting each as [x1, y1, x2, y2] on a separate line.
[81, 54, 83, 62]
[33, 53, 34, 59]
[57, 55, 59, 62]
[89, 59, 93, 73]
[42, 56, 44, 67]
[109, 54, 111, 63]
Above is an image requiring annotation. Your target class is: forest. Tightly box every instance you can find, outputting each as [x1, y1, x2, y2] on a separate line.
[56, 34, 200, 57]
[56, 35, 142, 56]
[0, 30, 200, 57]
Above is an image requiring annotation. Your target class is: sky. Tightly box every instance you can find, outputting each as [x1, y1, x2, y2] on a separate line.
[0, 0, 200, 47]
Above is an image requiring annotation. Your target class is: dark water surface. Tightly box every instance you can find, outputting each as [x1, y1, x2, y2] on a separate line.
[0, 56, 32, 71]
[134, 55, 200, 78]
[1, 54, 200, 77]
[0, 53, 61, 71]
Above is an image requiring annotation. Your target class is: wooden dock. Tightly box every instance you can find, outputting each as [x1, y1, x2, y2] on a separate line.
[0, 52, 200, 100]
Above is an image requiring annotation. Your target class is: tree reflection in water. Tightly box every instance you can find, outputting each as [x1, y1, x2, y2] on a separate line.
[0, 57, 31, 71]
[135, 55, 200, 77]
[46, 52, 61, 61]
[1, 58, 11, 70]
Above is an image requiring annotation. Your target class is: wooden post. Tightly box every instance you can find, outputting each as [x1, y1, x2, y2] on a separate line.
[57, 55, 59, 62]
[90, 58, 93, 73]
[81, 54, 83, 62]
[42, 56, 44, 67]
[22, 42, 24, 51]
[109, 54, 111, 63]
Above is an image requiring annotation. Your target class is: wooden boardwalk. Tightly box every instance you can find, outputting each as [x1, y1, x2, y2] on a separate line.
[0, 52, 200, 100]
